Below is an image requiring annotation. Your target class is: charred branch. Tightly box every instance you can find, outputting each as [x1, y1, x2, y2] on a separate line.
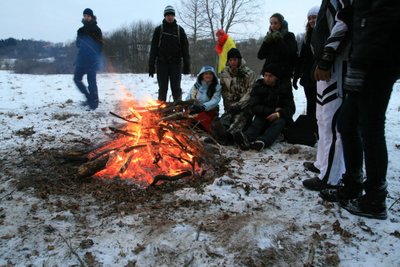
[149, 171, 193, 186]
[109, 111, 139, 124]
[78, 154, 110, 178]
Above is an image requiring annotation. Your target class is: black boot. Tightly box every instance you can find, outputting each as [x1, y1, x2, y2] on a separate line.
[233, 131, 250, 150]
[341, 191, 388, 220]
[319, 173, 363, 202]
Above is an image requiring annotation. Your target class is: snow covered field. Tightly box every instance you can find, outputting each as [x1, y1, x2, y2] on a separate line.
[0, 70, 399, 266]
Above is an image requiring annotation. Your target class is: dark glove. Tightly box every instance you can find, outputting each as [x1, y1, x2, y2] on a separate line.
[149, 65, 155, 78]
[271, 31, 283, 42]
[183, 64, 190, 75]
[318, 47, 335, 71]
[292, 77, 299, 90]
[189, 104, 205, 115]
[227, 105, 241, 115]
[344, 65, 366, 92]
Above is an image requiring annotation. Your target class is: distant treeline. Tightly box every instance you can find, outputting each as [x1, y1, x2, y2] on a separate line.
[0, 21, 264, 75]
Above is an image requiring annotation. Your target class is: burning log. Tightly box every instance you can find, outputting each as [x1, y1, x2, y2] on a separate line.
[78, 154, 110, 178]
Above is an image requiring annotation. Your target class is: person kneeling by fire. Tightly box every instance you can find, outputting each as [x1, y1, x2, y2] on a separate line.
[186, 65, 222, 135]
[234, 64, 295, 151]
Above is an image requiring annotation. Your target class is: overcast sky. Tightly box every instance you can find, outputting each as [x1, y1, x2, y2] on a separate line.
[0, 0, 321, 43]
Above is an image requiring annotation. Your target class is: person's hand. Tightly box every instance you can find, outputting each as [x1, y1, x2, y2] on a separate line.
[227, 105, 241, 115]
[271, 31, 283, 42]
[188, 104, 205, 115]
[266, 112, 280, 122]
[149, 65, 155, 78]
[314, 66, 331, 81]
[183, 65, 190, 75]
[292, 77, 299, 90]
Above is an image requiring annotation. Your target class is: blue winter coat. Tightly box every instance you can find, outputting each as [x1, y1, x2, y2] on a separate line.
[75, 20, 103, 69]
[186, 66, 222, 111]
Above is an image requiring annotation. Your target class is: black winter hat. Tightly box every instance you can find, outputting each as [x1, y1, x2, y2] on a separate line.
[227, 48, 242, 60]
[83, 8, 94, 17]
[164, 5, 175, 16]
[262, 64, 281, 79]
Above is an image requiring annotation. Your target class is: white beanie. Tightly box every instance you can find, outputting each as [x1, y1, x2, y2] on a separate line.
[307, 6, 320, 17]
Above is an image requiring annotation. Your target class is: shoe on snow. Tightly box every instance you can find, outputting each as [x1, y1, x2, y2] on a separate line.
[341, 196, 387, 220]
[233, 131, 250, 150]
[251, 140, 265, 151]
[303, 177, 339, 191]
[303, 161, 320, 174]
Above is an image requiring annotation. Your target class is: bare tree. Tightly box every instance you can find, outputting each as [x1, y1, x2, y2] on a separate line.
[176, 0, 208, 43]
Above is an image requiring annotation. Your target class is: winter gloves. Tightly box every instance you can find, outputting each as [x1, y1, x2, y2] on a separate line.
[149, 65, 155, 78]
[188, 104, 205, 114]
[318, 47, 335, 71]
[264, 31, 283, 44]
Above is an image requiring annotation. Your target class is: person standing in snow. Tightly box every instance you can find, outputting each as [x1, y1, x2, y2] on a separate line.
[293, 6, 319, 120]
[320, 0, 400, 220]
[302, 0, 351, 191]
[186, 65, 222, 133]
[73, 8, 103, 110]
[257, 13, 298, 96]
[215, 29, 236, 74]
[234, 64, 295, 151]
[148, 5, 191, 102]
[213, 48, 257, 145]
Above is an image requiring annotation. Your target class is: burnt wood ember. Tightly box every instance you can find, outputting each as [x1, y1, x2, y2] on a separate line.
[78, 154, 110, 178]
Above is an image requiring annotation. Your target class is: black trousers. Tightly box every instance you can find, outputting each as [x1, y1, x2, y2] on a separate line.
[338, 67, 398, 195]
[157, 61, 182, 102]
[304, 85, 317, 119]
[245, 116, 286, 147]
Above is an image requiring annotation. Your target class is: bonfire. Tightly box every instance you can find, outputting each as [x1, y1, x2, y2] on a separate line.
[76, 99, 215, 187]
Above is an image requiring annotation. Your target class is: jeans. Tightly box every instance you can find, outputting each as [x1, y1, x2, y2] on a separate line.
[338, 67, 398, 195]
[73, 65, 98, 109]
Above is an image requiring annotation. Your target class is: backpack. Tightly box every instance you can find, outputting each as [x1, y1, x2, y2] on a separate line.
[283, 115, 318, 147]
[158, 23, 181, 48]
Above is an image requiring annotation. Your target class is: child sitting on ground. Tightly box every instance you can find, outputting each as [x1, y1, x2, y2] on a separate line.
[234, 64, 295, 151]
[186, 65, 222, 133]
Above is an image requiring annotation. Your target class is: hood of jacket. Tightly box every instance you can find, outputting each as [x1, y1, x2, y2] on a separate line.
[197, 65, 218, 84]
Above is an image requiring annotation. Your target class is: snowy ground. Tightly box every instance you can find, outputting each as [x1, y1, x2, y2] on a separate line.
[0, 70, 399, 266]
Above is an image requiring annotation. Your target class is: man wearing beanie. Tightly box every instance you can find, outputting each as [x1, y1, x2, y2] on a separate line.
[148, 5, 190, 102]
[212, 48, 256, 145]
[73, 8, 103, 110]
[234, 64, 295, 151]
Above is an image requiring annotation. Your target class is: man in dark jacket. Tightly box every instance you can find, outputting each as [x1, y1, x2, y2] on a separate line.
[234, 64, 295, 151]
[148, 5, 190, 102]
[320, 0, 400, 220]
[73, 8, 103, 110]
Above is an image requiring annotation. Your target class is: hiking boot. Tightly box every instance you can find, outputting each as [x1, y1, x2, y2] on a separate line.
[251, 140, 265, 151]
[233, 131, 250, 150]
[303, 161, 320, 174]
[319, 187, 362, 202]
[320, 173, 364, 202]
[340, 194, 387, 220]
[302, 177, 339, 191]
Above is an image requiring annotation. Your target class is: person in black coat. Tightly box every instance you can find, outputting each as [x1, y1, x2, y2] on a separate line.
[293, 6, 319, 119]
[73, 8, 103, 110]
[320, 0, 400, 220]
[257, 13, 298, 94]
[148, 5, 190, 102]
[234, 64, 295, 151]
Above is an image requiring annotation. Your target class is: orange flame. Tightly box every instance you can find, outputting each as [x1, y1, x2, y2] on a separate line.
[89, 99, 205, 187]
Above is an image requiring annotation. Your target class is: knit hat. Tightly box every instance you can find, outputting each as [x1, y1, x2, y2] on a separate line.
[216, 29, 225, 37]
[262, 64, 281, 79]
[307, 6, 320, 17]
[83, 8, 94, 17]
[227, 48, 242, 60]
[270, 13, 285, 25]
[164, 5, 175, 16]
